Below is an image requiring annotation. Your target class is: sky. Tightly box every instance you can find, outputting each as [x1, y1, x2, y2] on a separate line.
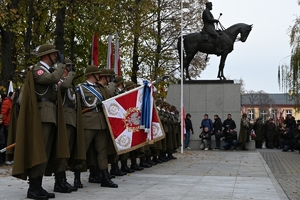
[197, 0, 300, 93]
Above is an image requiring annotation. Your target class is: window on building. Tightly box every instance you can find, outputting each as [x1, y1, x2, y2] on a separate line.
[248, 109, 254, 120]
[260, 110, 267, 122]
[286, 110, 292, 117]
[271, 109, 278, 120]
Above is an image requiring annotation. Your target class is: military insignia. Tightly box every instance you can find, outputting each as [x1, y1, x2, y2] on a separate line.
[123, 107, 140, 132]
[116, 134, 131, 148]
[37, 70, 44, 76]
[108, 103, 120, 116]
[53, 84, 58, 91]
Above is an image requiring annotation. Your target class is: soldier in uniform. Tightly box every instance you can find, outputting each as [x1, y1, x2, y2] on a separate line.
[253, 118, 264, 148]
[12, 44, 69, 199]
[238, 114, 250, 150]
[59, 58, 86, 190]
[77, 66, 118, 188]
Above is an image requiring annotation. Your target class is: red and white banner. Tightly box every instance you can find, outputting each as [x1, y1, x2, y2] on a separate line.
[91, 34, 98, 66]
[114, 32, 121, 76]
[102, 85, 165, 154]
[106, 35, 113, 69]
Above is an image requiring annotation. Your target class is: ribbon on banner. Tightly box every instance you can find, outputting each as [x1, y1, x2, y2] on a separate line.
[140, 80, 152, 133]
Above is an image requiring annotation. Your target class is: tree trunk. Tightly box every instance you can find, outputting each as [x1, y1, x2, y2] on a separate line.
[55, 5, 66, 53]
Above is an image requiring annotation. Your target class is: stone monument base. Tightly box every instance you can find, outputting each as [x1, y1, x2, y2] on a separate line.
[166, 80, 255, 150]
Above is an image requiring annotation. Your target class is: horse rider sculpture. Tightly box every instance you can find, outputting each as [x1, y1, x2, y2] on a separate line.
[202, 2, 223, 55]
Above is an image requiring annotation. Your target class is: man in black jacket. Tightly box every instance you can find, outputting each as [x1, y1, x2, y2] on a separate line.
[185, 113, 194, 149]
[223, 114, 236, 134]
[223, 129, 237, 150]
[212, 115, 222, 150]
[280, 128, 294, 152]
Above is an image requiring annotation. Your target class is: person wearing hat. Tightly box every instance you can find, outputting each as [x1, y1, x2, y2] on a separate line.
[124, 80, 136, 91]
[11, 44, 68, 199]
[114, 76, 125, 95]
[58, 58, 85, 190]
[202, 2, 223, 55]
[238, 113, 250, 150]
[77, 66, 118, 188]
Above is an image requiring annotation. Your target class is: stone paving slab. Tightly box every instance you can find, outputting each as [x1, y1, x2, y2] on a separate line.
[0, 150, 288, 200]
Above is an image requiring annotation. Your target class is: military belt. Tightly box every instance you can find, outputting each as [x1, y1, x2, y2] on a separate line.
[37, 98, 57, 105]
[63, 104, 76, 109]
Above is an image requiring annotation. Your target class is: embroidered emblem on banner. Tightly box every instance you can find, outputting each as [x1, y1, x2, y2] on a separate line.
[123, 107, 140, 132]
[108, 103, 120, 116]
[152, 123, 159, 137]
[116, 134, 131, 148]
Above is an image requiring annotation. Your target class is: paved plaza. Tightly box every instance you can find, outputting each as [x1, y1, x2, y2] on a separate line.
[0, 149, 298, 200]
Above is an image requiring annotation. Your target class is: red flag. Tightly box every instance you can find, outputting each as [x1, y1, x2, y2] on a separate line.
[106, 35, 113, 69]
[91, 34, 98, 66]
[102, 85, 165, 154]
[114, 33, 121, 76]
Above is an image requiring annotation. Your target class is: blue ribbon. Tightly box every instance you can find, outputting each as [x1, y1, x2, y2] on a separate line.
[140, 80, 151, 132]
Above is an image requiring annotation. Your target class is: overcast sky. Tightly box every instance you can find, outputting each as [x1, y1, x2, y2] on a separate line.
[197, 0, 300, 93]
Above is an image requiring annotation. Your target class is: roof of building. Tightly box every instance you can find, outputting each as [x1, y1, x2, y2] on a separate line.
[242, 93, 294, 105]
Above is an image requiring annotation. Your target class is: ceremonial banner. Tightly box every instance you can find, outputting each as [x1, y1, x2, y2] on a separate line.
[102, 84, 165, 155]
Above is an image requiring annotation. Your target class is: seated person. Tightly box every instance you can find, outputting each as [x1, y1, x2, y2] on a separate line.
[223, 128, 237, 150]
[280, 128, 294, 152]
[199, 127, 211, 150]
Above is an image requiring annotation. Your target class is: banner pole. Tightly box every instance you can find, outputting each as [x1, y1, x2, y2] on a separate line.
[180, 0, 184, 154]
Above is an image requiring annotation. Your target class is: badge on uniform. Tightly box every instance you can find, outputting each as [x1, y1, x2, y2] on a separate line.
[37, 70, 44, 76]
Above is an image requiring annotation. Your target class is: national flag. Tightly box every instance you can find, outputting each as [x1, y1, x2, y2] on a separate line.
[91, 34, 98, 66]
[114, 32, 121, 76]
[106, 35, 113, 69]
[7, 80, 14, 96]
[102, 83, 165, 155]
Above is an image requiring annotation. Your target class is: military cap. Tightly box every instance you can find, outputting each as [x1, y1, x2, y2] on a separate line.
[155, 99, 162, 105]
[65, 58, 72, 65]
[115, 76, 124, 85]
[84, 65, 101, 76]
[242, 113, 247, 117]
[124, 81, 136, 90]
[108, 69, 116, 76]
[170, 105, 177, 111]
[34, 44, 58, 57]
[98, 68, 111, 76]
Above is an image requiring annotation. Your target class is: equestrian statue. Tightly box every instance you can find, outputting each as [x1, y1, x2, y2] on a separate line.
[178, 2, 252, 80]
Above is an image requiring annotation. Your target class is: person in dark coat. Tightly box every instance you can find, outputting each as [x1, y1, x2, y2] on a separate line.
[280, 128, 294, 152]
[222, 114, 236, 134]
[253, 118, 264, 148]
[223, 128, 237, 150]
[185, 113, 194, 149]
[212, 114, 222, 150]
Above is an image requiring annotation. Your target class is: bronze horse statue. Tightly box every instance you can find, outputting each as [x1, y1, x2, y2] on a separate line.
[178, 23, 253, 80]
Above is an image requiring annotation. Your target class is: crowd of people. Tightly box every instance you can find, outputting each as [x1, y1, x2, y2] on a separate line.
[184, 111, 300, 153]
[3, 44, 180, 200]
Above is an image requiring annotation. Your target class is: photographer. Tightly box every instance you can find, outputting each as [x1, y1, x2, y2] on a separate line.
[280, 128, 294, 152]
[223, 128, 237, 151]
[199, 127, 211, 150]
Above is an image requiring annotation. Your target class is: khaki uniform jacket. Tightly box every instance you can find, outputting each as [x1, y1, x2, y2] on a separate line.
[78, 82, 109, 130]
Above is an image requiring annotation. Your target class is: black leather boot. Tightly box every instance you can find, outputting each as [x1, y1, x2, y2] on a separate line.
[74, 169, 83, 188]
[37, 176, 55, 198]
[152, 156, 162, 164]
[146, 155, 157, 165]
[89, 166, 102, 183]
[110, 163, 126, 176]
[168, 153, 177, 160]
[27, 177, 48, 200]
[101, 169, 118, 188]
[130, 158, 143, 171]
[62, 171, 77, 191]
[121, 160, 135, 173]
[140, 156, 152, 168]
[54, 172, 72, 193]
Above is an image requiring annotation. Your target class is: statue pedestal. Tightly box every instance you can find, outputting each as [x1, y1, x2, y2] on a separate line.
[166, 80, 255, 150]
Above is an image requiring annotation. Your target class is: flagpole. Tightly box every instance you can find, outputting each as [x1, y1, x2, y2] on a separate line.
[180, 0, 184, 154]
